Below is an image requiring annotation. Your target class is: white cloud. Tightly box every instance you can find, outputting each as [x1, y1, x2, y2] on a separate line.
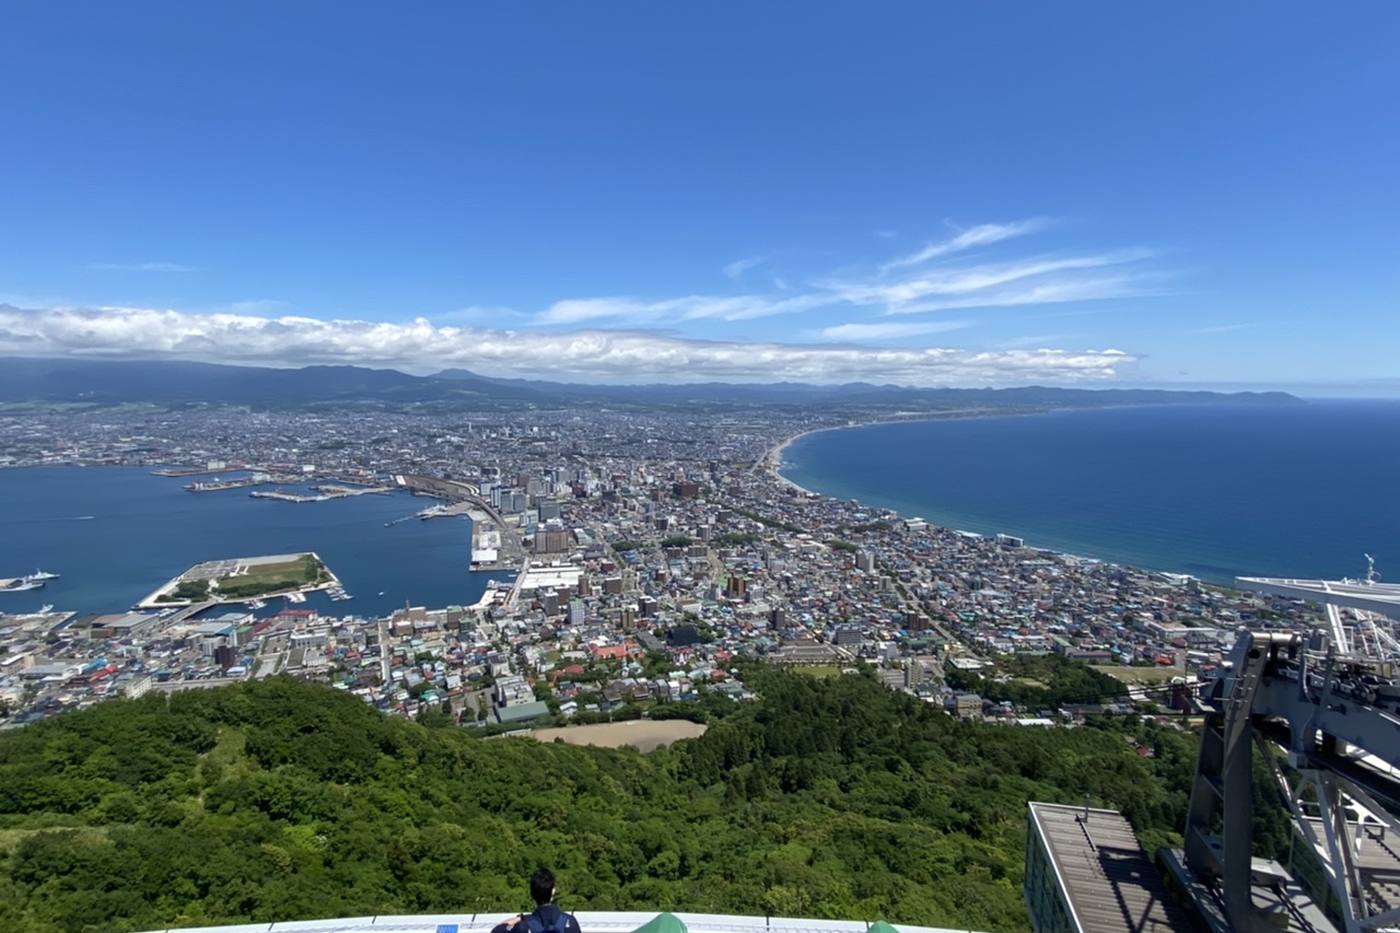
[0, 304, 1138, 386]
[535, 293, 832, 325]
[881, 274, 1158, 315]
[536, 252, 1154, 327]
[89, 261, 196, 273]
[818, 320, 972, 341]
[835, 252, 1152, 310]
[879, 218, 1053, 272]
[527, 223, 1158, 329]
[722, 256, 765, 279]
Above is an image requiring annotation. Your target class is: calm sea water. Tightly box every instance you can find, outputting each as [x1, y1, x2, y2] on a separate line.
[781, 401, 1400, 584]
[0, 466, 495, 616]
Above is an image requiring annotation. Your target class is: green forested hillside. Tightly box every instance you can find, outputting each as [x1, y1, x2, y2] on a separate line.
[0, 671, 1198, 933]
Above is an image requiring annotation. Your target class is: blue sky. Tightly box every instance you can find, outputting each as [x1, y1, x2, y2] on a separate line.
[2, 3, 1397, 391]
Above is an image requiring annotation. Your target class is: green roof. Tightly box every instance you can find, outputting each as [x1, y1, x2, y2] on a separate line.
[632, 913, 688, 933]
[495, 700, 552, 724]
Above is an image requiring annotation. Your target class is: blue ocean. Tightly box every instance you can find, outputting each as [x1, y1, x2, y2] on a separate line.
[0, 466, 495, 616]
[780, 400, 1400, 584]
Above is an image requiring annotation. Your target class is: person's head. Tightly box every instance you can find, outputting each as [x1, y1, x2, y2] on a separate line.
[530, 868, 556, 907]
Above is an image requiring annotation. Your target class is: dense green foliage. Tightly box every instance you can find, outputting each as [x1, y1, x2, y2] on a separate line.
[164, 579, 209, 601]
[945, 653, 1128, 709]
[0, 672, 1203, 933]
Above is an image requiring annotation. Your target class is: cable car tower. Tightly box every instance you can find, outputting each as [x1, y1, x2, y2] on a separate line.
[1168, 558, 1400, 932]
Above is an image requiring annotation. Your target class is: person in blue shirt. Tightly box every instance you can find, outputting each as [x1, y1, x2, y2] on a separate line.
[494, 868, 582, 933]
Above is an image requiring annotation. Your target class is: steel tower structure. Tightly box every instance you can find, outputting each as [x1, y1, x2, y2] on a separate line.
[1172, 561, 1400, 932]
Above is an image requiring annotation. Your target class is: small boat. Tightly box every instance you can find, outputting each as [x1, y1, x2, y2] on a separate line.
[3, 578, 44, 592]
[29, 568, 60, 581]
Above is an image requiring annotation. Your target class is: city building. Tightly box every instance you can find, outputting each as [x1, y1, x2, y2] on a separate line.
[1024, 802, 1189, 933]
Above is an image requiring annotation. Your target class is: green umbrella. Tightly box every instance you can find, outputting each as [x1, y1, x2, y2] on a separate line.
[632, 912, 689, 933]
[867, 921, 901, 933]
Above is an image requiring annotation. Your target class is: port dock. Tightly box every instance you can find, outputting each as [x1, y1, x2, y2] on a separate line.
[250, 484, 394, 503]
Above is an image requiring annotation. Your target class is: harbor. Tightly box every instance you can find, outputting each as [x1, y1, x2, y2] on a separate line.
[392, 474, 527, 572]
[136, 552, 340, 609]
[250, 484, 395, 503]
[0, 569, 60, 593]
[0, 466, 496, 617]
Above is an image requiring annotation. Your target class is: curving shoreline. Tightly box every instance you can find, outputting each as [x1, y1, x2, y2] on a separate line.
[764, 416, 1184, 580]
[762, 407, 1244, 582]
[762, 401, 1397, 584]
[763, 408, 1015, 499]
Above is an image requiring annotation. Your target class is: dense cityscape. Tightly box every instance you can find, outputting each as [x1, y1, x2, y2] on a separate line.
[5, 5, 1400, 931]
[0, 404, 1326, 732]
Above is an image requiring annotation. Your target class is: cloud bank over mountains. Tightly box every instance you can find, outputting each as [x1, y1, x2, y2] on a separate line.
[2, 219, 1157, 385]
[0, 304, 1135, 386]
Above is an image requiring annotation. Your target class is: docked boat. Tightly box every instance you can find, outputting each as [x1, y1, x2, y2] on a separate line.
[2, 578, 45, 592]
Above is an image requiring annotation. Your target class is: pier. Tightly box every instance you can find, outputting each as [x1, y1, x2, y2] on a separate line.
[393, 474, 527, 572]
[250, 484, 393, 503]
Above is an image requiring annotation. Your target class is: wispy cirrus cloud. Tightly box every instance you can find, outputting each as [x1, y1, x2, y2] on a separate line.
[721, 256, 765, 279]
[89, 261, 196, 273]
[536, 292, 831, 325]
[832, 252, 1153, 310]
[529, 222, 1161, 327]
[879, 218, 1053, 273]
[0, 304, 1138, 386]
[817, 320, 972, 341]
[881, 273, 1162, 315]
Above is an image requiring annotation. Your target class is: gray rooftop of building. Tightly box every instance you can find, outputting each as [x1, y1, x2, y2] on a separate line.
[1028, 801, 1192, 933]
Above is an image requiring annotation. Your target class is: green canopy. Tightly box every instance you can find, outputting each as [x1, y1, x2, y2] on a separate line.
[867, 921, 901, 933]
[632, 912, 689, 933]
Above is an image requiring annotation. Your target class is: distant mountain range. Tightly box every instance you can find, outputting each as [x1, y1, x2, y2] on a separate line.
[0, 356, 1301, 412]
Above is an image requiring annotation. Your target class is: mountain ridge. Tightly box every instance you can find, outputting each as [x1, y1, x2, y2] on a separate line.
[0, 356, 1302, 411]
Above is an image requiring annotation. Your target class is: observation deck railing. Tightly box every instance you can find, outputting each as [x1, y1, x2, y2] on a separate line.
[138, 911, 989, 933]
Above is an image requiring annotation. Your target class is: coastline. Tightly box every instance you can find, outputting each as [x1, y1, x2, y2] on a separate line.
[763, 407, 1028, 498]
[762, 407, 1247, 584]
[0, 465, 495, 617]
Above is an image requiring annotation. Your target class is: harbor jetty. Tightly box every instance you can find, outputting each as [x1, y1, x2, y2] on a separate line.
[250, 484, 393, 503]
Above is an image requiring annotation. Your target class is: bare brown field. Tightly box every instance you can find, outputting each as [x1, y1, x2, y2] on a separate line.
[529, 719, 707, 752]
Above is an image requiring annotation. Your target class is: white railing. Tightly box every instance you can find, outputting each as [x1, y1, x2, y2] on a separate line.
[141, 910, 988, 933]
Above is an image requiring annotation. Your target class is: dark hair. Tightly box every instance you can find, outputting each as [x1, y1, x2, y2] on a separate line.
[530, 868, 556, 906]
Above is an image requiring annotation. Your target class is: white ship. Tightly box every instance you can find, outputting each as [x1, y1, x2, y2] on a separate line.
[28, 568, 60, 580]
[2, 578, 45, 592]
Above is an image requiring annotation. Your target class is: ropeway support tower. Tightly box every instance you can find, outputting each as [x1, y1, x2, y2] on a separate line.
[1170, 561, 1400, 932]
